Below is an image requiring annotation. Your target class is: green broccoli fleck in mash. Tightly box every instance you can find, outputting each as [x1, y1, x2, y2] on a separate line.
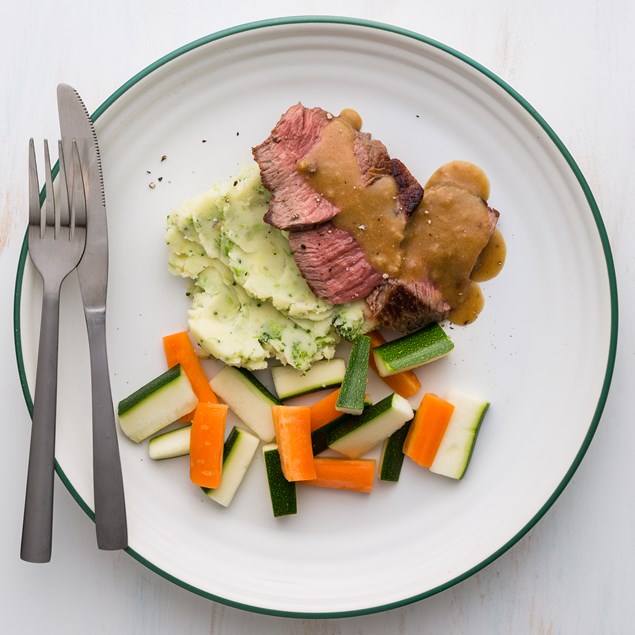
[165, 163, 369, 371]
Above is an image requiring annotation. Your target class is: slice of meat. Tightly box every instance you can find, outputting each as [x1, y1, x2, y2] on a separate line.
[253, 104, 415, 231]
[365, 279, 450, 333]
[254, 105, 500, 332]
[391, 158, 423, 217]
[368, 202, 499, 332]
[286, 157, 425, 305]
[353, 131, 392, 187]
[252, 104, 339, 230]
[287, 223, 384, 304]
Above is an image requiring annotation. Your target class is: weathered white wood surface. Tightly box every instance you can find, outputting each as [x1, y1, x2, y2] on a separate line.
[1, 1, 632, 633]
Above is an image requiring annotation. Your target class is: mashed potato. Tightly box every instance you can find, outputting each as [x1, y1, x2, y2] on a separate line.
[166, 164, 367, 371]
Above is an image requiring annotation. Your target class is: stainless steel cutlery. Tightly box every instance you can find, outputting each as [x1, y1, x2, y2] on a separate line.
[21, 86, 127, 562]
[21, 138, 87, 562]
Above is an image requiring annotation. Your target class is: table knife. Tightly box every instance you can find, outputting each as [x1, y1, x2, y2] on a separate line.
[57, 84, 127, 550]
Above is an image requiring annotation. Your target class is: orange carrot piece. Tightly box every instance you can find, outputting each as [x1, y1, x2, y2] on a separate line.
[309, 389, 341, 432]
[272, 405, 316, 482]
[302, 458, 376, 493]
[368, 331, 421, 398]
[310, 389, 371, 432]
[403, 393, 455, 467]
[163, 331, 217, 420]
[189, 403, 227, 488]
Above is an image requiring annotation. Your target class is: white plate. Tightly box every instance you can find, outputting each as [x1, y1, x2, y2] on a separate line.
[15, 17, 617, 616]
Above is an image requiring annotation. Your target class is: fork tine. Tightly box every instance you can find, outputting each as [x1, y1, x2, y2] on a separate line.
[43, 140, 56, 235]
[57, 140, 71, 231]
[28, 139, 42, 234]
[71, 140, 87, 234]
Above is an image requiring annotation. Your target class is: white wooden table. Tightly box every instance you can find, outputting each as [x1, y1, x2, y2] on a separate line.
[1, 1, 631, 632]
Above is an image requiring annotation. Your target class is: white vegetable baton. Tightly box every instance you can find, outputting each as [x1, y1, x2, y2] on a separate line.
[328, 392, 414, 459]
[271, 358, 346, 400]
[430, 390, 489, 479]
[204, 426, 259, 507]
[118, 364, 197, 443]
[210, 366, 281, 442]
[148, 425, 191, 460]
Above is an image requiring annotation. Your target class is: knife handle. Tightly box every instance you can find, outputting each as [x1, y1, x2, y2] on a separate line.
[21, 287, 61, 563]
[85, 310, 128, 550]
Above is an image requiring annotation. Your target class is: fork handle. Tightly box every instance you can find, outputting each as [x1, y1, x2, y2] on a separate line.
[21, 286, 61, 563]
[85, 310, 128, 550]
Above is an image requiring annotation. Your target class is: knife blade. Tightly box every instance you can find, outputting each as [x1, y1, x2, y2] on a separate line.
[57, 84, 127, 550]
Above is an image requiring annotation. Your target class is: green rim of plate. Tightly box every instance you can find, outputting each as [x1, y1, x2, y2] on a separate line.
[13, 15, 618, 618]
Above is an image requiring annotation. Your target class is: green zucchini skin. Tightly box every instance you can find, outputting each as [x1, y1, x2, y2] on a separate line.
[328, 394, 395, 446]
[311, 397, 374, 456]
[234, 367, 282, 405]
[430, 391, 490, 480]
[222, 426, 241, 462]
[327, 393, 413, 458]
[262, 444, 297, 517]
[378, 418, 413, 482]
[271, 359, 346, 400]
[203, 426, 259, 507]
[118, 364, 183, 415]
[148, 425, 192, 460]
[312, 413, 355, 456]
[372, 324, 454, 376]
[336, 335, 371, 415]
[118, 364, 198, 443]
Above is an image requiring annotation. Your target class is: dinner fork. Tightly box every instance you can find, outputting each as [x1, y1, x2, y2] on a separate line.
[21, 139, 87, 563]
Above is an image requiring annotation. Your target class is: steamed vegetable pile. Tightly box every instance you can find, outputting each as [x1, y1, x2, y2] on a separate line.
[117, 326, 490, 517]
[118, 163, 494, 516]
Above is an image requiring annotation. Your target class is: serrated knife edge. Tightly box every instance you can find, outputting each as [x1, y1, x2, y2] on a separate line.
[57, 83, 108, 309]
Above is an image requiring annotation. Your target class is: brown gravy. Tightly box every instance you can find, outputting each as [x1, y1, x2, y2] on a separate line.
[338, 108, 363, 131]
[295, 109, 505, 326]
[448, 281, 484, 326]
[297, 113, 405, 276]
[399, 182, 493, 307]
[425, 160, 490, 199]
[447, 228, 506, 325]
[471, 228, 506, 282]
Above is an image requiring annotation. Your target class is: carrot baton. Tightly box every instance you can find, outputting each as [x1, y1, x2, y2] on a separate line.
[403, 393, 455, 467]
[163, 331, 218, 403]
[189, 403, 227, 488]
[302, 457, 376, 493]
[163, 331, 218, 421]
[272, 405, 317, 481]
[309, 389, 341, 432]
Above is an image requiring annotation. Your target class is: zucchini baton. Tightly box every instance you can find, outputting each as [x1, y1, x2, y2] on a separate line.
[372, 324, 454, 377]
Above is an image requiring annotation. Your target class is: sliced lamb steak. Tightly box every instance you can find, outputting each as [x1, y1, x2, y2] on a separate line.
[253, 104, 413, 231]
[391, 158, 424, 217]
[287, 223, 384, 304]
[352, 131, 392, 187]
[254, 103, 501, 333]
[252, 104, 339, 230]
[366, 279, 451, 334]
[286, 157, 425, 304]
[367, 202, 500, 333]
